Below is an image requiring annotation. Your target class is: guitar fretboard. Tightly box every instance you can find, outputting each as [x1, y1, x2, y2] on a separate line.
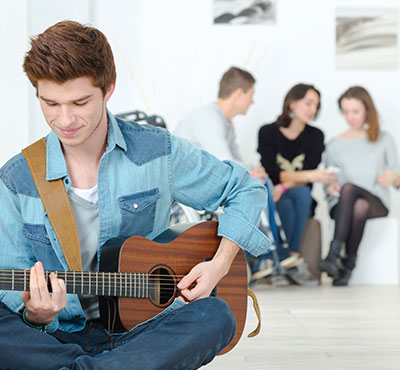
[0, 270, 149, 298]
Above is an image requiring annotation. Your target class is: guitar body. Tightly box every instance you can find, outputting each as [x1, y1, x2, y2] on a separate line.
[99, 221, 247, 355]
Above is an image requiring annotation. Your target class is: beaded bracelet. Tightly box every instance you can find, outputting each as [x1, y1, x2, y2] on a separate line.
[22, 308, 49, 332]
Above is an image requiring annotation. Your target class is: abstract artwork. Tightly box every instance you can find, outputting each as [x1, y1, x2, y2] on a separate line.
[213, 0, 276, 25]
[336, 8, 398, 69]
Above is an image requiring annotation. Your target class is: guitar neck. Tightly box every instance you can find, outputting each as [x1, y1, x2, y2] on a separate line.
[0, 270, 151, 298]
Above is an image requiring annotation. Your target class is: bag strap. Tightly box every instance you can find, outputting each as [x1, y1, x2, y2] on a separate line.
[247, 287, 261, 337]
[22, 138, 82, 271]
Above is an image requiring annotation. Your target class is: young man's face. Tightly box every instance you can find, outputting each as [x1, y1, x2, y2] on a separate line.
[38, 77, 114, 149]
[236, 85, 255, 115]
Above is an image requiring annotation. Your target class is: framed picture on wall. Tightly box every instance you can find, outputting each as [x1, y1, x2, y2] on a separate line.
[213, 0, 276, 25]
[336, 7, 398, 69]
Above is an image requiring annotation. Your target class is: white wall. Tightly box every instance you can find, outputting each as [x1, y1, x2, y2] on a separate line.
[0, 0, 91, 166]
[26, 0, 92, 143]
[92, 0, 400, 163]
[0, 0, 29, 164]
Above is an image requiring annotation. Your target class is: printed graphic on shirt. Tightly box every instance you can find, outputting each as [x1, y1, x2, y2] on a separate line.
[276, 153, 305, 172]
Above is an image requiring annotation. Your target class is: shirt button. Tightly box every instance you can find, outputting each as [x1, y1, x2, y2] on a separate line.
[133, 203, 138, 209]
[65, 179, 69, 185]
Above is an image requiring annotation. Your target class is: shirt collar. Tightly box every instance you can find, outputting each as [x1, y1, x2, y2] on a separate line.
[45, 110, 127, 181]
[106, 110, 127, 153]
[46, 131, 68, 181]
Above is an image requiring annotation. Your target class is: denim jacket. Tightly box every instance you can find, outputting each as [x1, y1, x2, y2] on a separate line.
[0, 112, 269, 333]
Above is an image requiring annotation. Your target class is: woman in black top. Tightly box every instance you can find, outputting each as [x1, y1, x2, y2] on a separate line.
[258, 83, 336, 264]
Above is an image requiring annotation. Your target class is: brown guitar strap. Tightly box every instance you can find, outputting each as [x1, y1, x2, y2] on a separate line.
[22, 138, 82, 271]
[247, 287, 261, 337]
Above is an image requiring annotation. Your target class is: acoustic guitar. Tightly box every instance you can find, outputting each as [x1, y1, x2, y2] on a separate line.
[0, 221, 247, 355]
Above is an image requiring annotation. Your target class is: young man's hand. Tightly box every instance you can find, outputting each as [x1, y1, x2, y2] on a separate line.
[177, 238, 239, 302]
[21, 261, 67, 325]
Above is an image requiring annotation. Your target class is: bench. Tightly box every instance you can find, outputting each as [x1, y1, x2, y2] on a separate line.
[349, 217, 399, 285]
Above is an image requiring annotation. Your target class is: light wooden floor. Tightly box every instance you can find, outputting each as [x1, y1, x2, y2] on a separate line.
[204, 282, 400, 370]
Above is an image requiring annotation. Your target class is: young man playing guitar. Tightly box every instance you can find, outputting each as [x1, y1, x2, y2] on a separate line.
[0, 21, 269, 369]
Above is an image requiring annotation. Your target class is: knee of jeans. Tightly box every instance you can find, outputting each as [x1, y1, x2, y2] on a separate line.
[200, 297, 236, 340]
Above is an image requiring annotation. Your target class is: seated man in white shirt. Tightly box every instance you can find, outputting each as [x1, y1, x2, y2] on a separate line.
[175, 67, 318, 286]
[175, 67, 258, 170]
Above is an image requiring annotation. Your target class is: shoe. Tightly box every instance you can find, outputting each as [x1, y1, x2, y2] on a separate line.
[250, 257, 273, 282]
[280, 255, 302, 269]
[332, 255, 356, 287]
[270, 274, 291, 286]
[332, 267, 352, 286]
[286, 262, 319, 287]
[318, 240, 343, 277]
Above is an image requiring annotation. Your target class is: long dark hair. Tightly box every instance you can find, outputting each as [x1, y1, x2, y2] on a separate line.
[276, 83, 321, 128]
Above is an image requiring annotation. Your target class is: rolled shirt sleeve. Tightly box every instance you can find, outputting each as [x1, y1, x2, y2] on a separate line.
[169, 134, 270, 256]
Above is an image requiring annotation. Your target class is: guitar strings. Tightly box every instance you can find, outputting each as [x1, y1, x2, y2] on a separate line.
[0, 278, 198, 295]
[0, 279, 194, 286]
[0, 271, 192, 278]
[0, 276, 203, 287]
[0, 275, 191, 281]
[0, 271, 220, 290]
[0, 275, 189, 278]
[0, 284, 187, 290]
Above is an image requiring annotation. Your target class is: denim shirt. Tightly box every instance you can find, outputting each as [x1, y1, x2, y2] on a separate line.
[0, 112, 269, 333]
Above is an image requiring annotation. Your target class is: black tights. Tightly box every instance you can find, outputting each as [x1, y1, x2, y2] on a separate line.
[331, 183, 388, 256]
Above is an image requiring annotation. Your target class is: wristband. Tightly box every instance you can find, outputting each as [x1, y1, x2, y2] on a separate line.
[22, 308, 49, 332]
[279, 182, 287, 194]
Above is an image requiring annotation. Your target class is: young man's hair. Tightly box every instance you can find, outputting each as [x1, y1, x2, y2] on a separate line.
[23, 20, 116, 96]
[218, 67, 255, 99]
[338, 86, 380, 142]
[277, 83, 321, 128]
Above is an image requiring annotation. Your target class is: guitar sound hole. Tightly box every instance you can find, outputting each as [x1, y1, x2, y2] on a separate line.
[149, 266, 175, 305]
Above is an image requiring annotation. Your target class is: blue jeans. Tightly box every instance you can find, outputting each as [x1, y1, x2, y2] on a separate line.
[0, 297, 235, 370]
[276, 185, 312, 254]
[247, 179, 288, 263]
[264, 179, 280, 247]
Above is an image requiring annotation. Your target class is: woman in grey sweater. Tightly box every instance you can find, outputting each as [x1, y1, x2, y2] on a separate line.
[319, 86, 400, 286]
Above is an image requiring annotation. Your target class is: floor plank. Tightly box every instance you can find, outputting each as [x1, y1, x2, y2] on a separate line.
[204, 282, 400, 370]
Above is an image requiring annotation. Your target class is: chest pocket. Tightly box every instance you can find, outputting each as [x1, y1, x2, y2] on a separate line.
[118, 188, 160, 237]
[22, 223, 64, 270]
